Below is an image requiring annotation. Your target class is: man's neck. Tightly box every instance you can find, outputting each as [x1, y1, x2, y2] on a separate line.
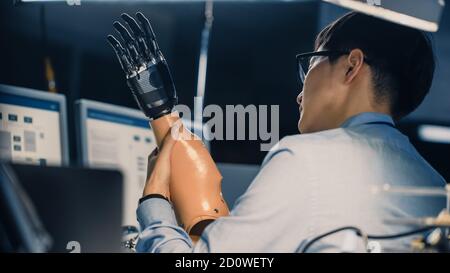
[337, 97, 392, 128]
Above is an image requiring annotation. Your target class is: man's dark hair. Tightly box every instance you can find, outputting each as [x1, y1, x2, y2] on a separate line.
[315, 12, 435, 119]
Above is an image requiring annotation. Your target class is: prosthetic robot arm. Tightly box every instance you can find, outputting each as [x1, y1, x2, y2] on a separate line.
[107, 12, 229, 238]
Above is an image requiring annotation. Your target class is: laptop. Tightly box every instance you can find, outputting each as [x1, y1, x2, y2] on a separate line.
[7, 164, 123, 253]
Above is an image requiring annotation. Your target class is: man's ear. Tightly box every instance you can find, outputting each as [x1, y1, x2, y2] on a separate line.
[344, 49, 365, 84]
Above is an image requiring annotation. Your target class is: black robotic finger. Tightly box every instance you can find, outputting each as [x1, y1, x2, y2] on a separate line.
[135, 12, 161, 58]
[121, 13, 153, 62]
[113, 21, 143, 67]
[107, 35, 133, 76]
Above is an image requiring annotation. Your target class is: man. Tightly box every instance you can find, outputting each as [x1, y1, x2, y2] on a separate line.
[109, 12, 447, 253]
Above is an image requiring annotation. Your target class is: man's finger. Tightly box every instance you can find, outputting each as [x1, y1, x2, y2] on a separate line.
[157, 127, 180, 161]
[146, 148, 159, 180]
[148, 147, 159, 160]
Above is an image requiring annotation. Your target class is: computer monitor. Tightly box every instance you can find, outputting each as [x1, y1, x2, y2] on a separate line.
[7, 163, 123, 253]
[0, 84, 69, 166]
[76, 99, 157, 227]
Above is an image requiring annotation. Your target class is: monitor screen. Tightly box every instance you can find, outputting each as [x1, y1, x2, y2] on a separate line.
[76, 99, 157, 227]
[0, 84, 68, 166]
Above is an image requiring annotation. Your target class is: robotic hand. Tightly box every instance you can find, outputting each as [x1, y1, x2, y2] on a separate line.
[107, 12, 177, 120]
[108, 13, 230, 239]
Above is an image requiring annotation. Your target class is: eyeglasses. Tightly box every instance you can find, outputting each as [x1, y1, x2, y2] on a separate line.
[296, 50, 350, 85]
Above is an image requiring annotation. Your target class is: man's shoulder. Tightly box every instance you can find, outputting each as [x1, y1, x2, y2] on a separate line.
[267, 128, 446, 186]
[276, 128, 353, 149]
[262, 128, 352, 165]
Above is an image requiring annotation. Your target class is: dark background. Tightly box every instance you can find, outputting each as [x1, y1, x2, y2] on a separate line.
[0, 0, 449, 180]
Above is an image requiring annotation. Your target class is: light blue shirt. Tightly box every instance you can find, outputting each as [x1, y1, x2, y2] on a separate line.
[136, 112, 447, 253]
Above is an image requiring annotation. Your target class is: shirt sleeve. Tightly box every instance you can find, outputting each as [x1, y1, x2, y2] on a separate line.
[135, 197, 193, 253]
[135, 139, 304, 253]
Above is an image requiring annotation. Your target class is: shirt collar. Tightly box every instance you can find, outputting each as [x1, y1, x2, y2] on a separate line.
[340, 112, 395, 128]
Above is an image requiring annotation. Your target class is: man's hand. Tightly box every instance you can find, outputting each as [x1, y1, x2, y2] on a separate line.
[143, 130, 177, 199]
[107, 12, 177, 120]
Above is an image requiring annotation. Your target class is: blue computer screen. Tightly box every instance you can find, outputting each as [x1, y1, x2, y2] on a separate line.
[0, 87, 67, 165]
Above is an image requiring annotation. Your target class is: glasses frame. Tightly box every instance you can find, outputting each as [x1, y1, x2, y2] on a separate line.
[296, 50, 371, 85]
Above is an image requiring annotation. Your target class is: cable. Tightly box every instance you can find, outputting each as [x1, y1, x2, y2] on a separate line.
[368, 226, 436, 240]
[302, 226, 366, 253]
[301, 225, 437, 253]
